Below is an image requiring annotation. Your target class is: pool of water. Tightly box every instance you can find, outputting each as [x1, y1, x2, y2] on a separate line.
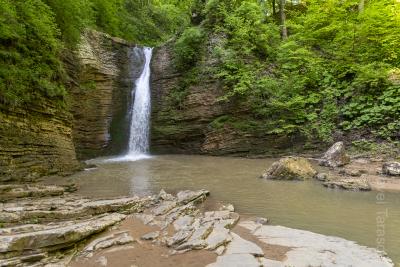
[53, 155, 400, 264]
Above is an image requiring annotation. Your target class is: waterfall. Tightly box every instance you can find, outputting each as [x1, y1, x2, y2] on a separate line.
[125, 47, 153, 160]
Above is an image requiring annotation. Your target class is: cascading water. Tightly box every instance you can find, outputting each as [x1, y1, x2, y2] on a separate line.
[124, 47, 153, 161]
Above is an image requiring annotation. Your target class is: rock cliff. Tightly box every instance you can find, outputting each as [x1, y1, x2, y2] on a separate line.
[0, 102, 79, 182]
[69, 30, 144, 159]
[150, 42, 315, 156]
[0, 30, 142, 181]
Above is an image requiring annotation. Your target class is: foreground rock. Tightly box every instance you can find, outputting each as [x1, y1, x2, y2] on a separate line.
[320, 141, 350, 168]
[236, 221, 393, 267]
[261, 157, 317, 180]
[0, 184, 71, 201]
[0, 185, 394, 267]
[0, 195, 147, 225]
[382, 162, 400, 176]
[0, 213, 126, 254]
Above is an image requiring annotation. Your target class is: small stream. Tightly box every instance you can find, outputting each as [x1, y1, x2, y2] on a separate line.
[51, 155, 400, 264]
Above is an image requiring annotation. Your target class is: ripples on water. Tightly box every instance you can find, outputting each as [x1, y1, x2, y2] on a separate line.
[55, 155, 400, 264]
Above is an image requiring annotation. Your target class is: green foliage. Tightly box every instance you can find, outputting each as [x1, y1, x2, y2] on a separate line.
[0, 0, 197, 106]
[1, 0, 399, 143]
[174, 27, 205, 70]
[193, 0, 400, 141]
[349, 139, 400, 158]
[43, 0, 93, 47]
[0, 0, 66, 105]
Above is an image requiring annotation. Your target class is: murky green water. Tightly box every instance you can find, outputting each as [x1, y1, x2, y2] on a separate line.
[54, 155, 400, 264]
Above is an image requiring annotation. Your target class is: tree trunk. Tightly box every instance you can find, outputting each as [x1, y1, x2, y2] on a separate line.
[272, 0, 276, 15]
[358, 0, 365, 13]
[279, 0, 288, 39]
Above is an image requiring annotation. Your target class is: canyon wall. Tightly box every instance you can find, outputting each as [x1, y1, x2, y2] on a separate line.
[0, 30, 141, 182]
[0, 102, 80, 182]
[150, 42, 314, 156]
[68, 30, 144, 160]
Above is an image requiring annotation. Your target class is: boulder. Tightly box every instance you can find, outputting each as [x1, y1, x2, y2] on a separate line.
[261, 157, 317, 181]
[320, 142, 350, 167]
[323, 177, 371, 191]
[176, 189, 210, 204]
[254, 217, 269, 225]
[315, 173, 329, 181]
[382, 162, 400, 176]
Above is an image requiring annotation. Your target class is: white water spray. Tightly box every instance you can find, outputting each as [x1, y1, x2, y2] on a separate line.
[125, 47, 153, 161]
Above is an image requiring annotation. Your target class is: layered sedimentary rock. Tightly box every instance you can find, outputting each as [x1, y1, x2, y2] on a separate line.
[0, 103, 80, 182]
[68, 30, 144, 159]
[0, 30, 142, 181]
[150, 42, 314, 156]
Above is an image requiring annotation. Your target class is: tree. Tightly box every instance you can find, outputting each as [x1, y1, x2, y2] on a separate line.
[279, 0, 287, 39]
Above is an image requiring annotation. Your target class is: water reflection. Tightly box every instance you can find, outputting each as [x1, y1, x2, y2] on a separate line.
[129, 159, 151, 196]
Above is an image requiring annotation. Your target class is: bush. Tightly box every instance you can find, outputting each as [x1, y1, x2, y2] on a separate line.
[174, 27, 205, 70]
[0, 0, 66, 105]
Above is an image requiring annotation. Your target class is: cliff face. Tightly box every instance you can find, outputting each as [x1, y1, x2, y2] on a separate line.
[0, 30, 143, 182]
[69, 31, 144, 159]
[150, 42, 313, 156]
[0, 103, 79, 183]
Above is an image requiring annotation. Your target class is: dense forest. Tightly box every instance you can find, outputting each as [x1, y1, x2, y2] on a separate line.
[1, 0, 399, 143]
[0, 0, 193, 105]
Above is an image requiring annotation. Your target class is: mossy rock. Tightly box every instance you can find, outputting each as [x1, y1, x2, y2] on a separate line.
[261, 157, 317, 181]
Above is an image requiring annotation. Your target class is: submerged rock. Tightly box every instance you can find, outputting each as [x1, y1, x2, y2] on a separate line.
[254, 217, 269, 225]
[261, 157, 317, 180]
[141, 231, 160, 241]
[320, 141, 350, 168]
[315, 172, 329, 181]
[382, 162, 400, 176]
[323, 177, 371, 191]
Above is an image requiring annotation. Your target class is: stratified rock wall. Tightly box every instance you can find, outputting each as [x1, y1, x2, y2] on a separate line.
[0, 30, 142, 181]
[150, 42, 310, 156]
[150, 44, 226, 154]
[0, 103, 79, 182]
[69, 30, 144, 159]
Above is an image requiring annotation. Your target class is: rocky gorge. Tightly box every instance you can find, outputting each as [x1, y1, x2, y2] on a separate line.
[1, 27, 400, 267]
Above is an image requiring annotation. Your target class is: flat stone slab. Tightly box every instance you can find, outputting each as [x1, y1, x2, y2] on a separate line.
[81, 231, 134, 256]
[0, 184, 66, 201]
[0, 196, 144, 224]
[323, 177, 371, 191]
[0, 213, 126, 253]
[176, 189, 209, 204]
[224, 233, 263, 256]
[206, 227, 232, 250]
[239, 221, 393, 267]
[206, 254, 261, 267]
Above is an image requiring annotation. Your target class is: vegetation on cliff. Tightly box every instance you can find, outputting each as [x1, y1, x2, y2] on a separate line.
[1, 0, 399, 143]
[0, 0, 194, 106]
[172, 0, 400, 142]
